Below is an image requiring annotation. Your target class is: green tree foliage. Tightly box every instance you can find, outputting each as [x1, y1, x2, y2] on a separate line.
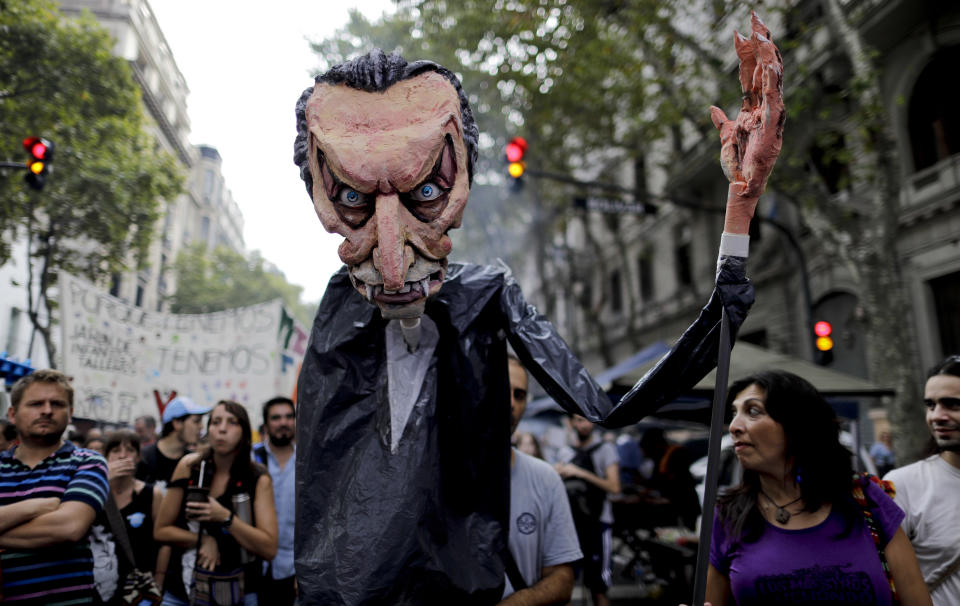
[0, 1, 183, 363]
[170, 243, 316, 327]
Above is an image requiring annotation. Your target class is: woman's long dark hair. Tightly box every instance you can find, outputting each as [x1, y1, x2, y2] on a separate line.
[191, 400, 261, 488]
[717, 370, 856, 543]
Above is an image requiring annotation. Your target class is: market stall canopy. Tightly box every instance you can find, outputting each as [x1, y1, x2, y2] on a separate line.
[527, 340, 894, 418]
[615, 340, 895, 398]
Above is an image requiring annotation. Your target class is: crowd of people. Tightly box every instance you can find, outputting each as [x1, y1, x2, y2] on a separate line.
[0, 371, 298, 606]
[1, 353, 958, 605]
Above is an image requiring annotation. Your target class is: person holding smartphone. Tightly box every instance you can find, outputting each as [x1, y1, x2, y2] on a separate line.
[154, 401, 278, 606]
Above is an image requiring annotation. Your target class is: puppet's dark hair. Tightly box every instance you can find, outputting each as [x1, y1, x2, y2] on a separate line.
[294, 49, 479, 198]
[717, 370, 858, 544]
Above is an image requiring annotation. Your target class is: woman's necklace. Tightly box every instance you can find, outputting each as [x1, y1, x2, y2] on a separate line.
[760, 490, 803, 524]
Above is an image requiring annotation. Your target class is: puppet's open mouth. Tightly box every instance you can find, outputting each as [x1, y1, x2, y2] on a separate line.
[371, 271, 443, 304]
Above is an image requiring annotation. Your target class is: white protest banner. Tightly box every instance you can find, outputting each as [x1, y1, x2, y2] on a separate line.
[60, 272, 309, 427]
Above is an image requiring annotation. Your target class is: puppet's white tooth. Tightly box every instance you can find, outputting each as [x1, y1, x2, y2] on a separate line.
[399, 283, 411, 293]
[366, 284, 375, 300]
[420, 278, 430, 296]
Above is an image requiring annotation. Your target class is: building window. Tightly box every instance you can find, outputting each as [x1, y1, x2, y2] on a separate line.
[135, 284, 145, 308]
[908, 45, 960, 172]
[637, 252, 653, 302]
[810, 131, 850, 194]
[675, 226, 693, 289]
[201, 216, 211, 242]
[110, 273, 122, 297]
[203, 169, 216, 200]
[609, 270, 622, 313]
[930, 269, 960, 358]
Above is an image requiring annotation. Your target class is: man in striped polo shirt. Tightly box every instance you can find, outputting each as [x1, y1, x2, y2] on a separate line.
[0, 369, 109, 605]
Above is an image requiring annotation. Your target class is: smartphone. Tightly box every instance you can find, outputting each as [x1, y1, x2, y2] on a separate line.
[185, 461, 209, 518]
[186, 485, 209, 504]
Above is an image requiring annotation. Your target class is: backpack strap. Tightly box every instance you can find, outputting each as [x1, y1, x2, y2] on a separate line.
[852, 473, 898, 603]
[103, 493, 138, 570]
[502, 546, 528, 592]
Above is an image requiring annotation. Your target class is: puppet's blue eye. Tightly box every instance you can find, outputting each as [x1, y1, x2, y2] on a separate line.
[409, 181, 444, 202]
[337, 188, 368, 208]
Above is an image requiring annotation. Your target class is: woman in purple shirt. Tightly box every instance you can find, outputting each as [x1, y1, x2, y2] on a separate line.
[699, 370, 931, 606]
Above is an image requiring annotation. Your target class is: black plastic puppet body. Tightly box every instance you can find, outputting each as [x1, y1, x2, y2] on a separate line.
[295, 256, 753, 605]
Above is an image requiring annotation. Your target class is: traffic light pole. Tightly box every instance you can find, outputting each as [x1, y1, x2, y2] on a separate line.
[520, 165, 819, 363]
[0, 161, 29, 169]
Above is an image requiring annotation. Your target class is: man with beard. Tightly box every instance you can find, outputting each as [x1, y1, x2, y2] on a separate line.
[254, 396, 298, 605]
[885, 355, 960, 606]
[0, 369, 109, 603]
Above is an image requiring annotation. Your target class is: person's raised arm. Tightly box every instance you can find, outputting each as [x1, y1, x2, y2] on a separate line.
[154, 454, 200, 549]
[710, 12, 785, 236]
[555, 461, 620, 496]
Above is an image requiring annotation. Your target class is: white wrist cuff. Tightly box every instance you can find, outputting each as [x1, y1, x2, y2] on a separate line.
[719, 232, 750, 258]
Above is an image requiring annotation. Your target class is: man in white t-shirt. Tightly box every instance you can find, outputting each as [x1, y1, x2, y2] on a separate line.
[885, 355, 960, 606]
[500, 356, 582, 605]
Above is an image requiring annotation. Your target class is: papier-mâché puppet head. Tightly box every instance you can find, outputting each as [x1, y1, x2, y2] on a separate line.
[294, 50, 479, 319]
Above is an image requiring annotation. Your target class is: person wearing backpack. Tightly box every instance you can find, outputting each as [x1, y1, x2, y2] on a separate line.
[555, 414, 620, 606]
[500, 356, 582, 605]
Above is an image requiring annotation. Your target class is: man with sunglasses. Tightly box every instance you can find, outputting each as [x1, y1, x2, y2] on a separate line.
[884, 355, 960, 605]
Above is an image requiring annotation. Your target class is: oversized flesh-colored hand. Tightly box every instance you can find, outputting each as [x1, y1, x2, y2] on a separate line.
[710, 12, 785, 234]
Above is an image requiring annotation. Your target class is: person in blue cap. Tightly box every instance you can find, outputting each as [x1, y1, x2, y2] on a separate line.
[136, 396, 212, 489]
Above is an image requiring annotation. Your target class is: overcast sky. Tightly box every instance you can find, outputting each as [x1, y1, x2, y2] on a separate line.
[149, 1, 396, 301]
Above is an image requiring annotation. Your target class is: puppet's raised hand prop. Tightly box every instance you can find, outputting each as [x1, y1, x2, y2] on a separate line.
[293, 21, 782, 601]
[710, 12, 785, 235]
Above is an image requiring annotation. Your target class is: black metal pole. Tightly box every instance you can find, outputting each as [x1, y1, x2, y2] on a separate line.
[692, 307, 733, 606]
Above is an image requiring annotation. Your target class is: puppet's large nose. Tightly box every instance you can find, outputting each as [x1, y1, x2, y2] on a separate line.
[373, 193, 411, 292]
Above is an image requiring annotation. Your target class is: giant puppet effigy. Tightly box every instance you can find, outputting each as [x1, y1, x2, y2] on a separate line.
[292, 13, 784, 605]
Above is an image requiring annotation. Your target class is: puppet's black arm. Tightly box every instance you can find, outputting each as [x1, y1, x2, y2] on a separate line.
[503, 255, 753, 428]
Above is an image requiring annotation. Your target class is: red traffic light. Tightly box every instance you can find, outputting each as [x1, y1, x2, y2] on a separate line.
[22, 136, 54, 191]
[24, 137, 51, 160]
[814, 321, 832, 337]
[814, 320, 834, 352]
[505, 137, 527, 163]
